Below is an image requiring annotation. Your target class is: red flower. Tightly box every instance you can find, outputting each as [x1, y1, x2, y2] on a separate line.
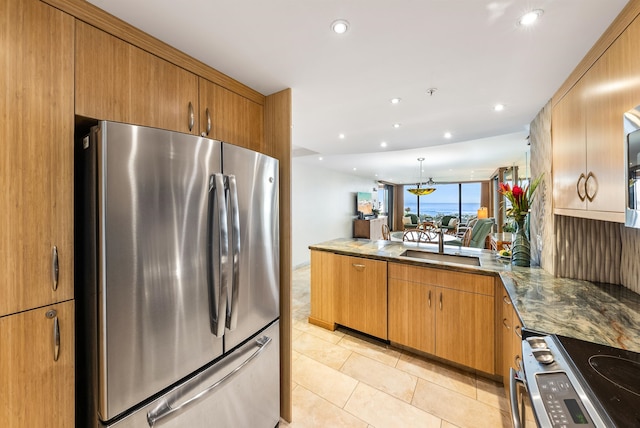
[512, 185, 524, 202]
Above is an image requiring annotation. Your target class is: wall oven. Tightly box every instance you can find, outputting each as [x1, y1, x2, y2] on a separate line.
[510, 333, 640, 427]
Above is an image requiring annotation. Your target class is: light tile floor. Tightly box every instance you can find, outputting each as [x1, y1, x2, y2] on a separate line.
[280, 265, 521, 428]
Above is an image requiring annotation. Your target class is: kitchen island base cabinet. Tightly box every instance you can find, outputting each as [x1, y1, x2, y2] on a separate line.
[0, 300, 75, 427]
[335, 256, 387, 340]
[309, 250, 387, 340]
[388, 263, 496, 374]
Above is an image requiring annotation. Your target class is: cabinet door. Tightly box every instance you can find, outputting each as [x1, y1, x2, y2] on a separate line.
[388, 278, 435, 353]
[0, 0, 74, 316]
[501, 291, 514, 391]
[309, 250, 338, 330]
[76, 21, 199, 134]
[335, 256, 387, 339]
[0, 301, 75, 427]
[552, 79, 587, 211]
[584, 34, 627, 215]
[435, 287, 495, 373]
[199, 78, 264, 151]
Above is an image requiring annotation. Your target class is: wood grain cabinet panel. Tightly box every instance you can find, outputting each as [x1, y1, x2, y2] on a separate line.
[388, 263, 495, 374]
[75, 21, 199, 135]
[199, 78, 264, 152]
[0, 0, 74, 316]
[335, 256, 387, 339]
[0, 301, 75, 427]
[309, 250, 338, 330]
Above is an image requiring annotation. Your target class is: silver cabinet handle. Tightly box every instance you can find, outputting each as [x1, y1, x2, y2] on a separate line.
[188, 101, 195, 131]
[147, 335, 272, 426]
[503, 318, 511, 330]
[352, 263, 365, 270]
[577, 172, 587, 202]
[51, 246, 59, 291]
[428, 290, 431, 308]
[439, 292, 443, 310]
[514, 325, 522, 338]
[46, 310, 59, 362]
[225, 175, 240, 331]
[585, 171, 597, 202]
[502, 295, 511, 305]
[206, 107, 212, 136]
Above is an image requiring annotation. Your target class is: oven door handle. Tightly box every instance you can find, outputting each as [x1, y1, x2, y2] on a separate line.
[509, 367, 526, 428]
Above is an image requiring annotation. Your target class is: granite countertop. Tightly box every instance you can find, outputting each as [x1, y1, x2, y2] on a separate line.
[310, 238, 640, 353]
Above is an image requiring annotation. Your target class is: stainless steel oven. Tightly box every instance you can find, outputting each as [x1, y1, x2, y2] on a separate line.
[510, 334, 640, 427]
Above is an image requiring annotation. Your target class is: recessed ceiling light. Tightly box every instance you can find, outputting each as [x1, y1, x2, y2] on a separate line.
[393, 123, 401, 128]
[390, 98, 401, 104]
[331, 19, 349, 34]
[318, 157, 323, 161]
[444, 132, 452, 139]
[380, 141, 388, 148]
[518, 9, 543, 26]
[353, 167, 357, 171]
[494, 104, 505, 112]
[338, 133, 345, 139]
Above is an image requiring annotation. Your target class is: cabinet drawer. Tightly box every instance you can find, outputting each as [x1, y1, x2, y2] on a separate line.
[388, 263, 494, 296]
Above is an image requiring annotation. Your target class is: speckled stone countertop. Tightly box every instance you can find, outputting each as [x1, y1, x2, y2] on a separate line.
[309, 238, 640, 353]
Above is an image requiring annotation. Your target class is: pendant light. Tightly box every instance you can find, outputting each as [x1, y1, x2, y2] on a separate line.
[407, 157, 436, 196]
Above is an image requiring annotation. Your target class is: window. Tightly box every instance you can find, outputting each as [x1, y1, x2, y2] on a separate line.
[404, 182, 482, 222]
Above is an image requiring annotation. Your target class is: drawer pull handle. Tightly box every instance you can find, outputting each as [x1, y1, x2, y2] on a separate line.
[352, 263, 366, 270]
[503, 318, 511, 329]
[188, 102, 195, 131]
[502, 295, 511, 305]
[439, 292, 443, 310]
[514, 325, 522, 338]
[46, 310, 59, 362]
[428, 290, 431, 308]
[51, 246, 59, 291]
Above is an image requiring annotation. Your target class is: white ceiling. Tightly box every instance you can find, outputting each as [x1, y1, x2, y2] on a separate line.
[87, 0, 628, 184]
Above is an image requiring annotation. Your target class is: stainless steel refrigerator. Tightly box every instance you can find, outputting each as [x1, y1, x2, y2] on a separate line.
[76, 121, 280, 427]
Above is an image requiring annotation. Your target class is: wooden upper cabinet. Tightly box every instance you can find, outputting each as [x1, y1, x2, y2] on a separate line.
[0, 301, 75, 427]
[0, 0, 74, 316]
[552, 79, 587, 212]
[199, 78, 265, 152]
[75, 21, 199, 135]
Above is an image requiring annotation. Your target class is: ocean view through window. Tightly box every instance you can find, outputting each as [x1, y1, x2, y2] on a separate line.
[404, 182, 481, 222]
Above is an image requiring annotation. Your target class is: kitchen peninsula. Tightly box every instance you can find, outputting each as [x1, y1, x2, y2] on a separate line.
[309, 238, 640, 383]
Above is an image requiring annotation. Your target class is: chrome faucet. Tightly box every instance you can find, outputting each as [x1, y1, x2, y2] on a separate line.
[438, 227, 444, 254]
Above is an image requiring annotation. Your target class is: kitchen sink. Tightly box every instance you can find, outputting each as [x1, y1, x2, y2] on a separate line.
[400, 250, 481, 266]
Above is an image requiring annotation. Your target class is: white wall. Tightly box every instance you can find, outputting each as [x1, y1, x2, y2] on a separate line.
[292, 160, 378, 268]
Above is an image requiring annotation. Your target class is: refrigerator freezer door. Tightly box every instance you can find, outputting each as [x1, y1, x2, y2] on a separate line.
[105, 321, 280, 428]
[95, 122, 224, 421]
[222, 144, 280, 350]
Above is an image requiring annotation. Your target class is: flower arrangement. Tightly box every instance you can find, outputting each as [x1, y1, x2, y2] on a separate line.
[499, 174, 543, 224]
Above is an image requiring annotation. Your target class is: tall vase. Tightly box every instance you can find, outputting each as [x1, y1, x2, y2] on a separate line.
[511, 217, 531, 267]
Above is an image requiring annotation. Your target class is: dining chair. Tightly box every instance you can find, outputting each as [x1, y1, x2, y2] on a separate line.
[402, 229, 436, 243]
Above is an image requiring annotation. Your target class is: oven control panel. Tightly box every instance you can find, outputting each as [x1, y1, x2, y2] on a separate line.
[535, 372, 593, 427]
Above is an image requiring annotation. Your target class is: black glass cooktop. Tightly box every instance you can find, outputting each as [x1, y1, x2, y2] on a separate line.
[557, 334, 640, 427]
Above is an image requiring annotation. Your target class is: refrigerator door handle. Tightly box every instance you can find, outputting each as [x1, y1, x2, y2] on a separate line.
[226, 174, 240, 331]
[146, 335, 273, 427]
[208, 173, 229, 337]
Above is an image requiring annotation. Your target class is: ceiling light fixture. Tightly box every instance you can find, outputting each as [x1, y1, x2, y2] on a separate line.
[390, 98, 401, 104]
[331, 19, 349, 34]
[444, 132, 452, 139]
[380, 141, 388, 148]
[393, 123, 401, 128]
[338, 133, 345, 139]
[494, 104, 505, 112]
[518, 9, 543, 26]
[407, 158, 436, 196]
[426, 88, 437, 96]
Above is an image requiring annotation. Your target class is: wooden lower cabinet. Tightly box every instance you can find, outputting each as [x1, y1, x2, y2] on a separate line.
[501, 290, 523, 394]
[0, 300, 75, 427]
[309, 250, 338, 330]
[388, 263, 495, 373]
[334, 256, 387, 339]
[309, 250, 387, 339]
